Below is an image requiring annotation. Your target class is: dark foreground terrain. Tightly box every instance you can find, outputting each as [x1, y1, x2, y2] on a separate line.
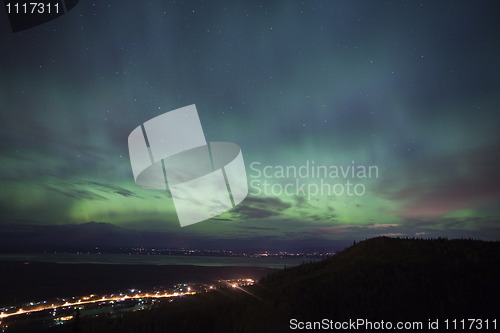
[5, 237, 500, 332]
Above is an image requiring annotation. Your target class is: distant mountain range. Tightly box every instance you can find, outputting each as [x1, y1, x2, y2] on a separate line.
[0, 222, 351, 252]
[68, 237, 500, 333]
[0, 222, 145, 251]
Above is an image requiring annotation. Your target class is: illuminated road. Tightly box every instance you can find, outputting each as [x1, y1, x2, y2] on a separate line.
[0, 291, 196, 319]
[0, 278, 254, 321]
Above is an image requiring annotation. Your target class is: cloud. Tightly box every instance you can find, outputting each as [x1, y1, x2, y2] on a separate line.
[311, 225, 354, 235]
[243, 197, 292, 211]
[232, 205, 279, 219]
[376, 144, 500, 218]
[378, 233, 406, 237]
[38, 178, 141, 201]
[367, 223, 399, 229]
[76, 180, 139, 198]
[293, 195, 315, 209]
[230, 196, 291, 220]
[310, 223, 401, 236]
[44, 185, 108, 201]
[240, 226, 277, 231]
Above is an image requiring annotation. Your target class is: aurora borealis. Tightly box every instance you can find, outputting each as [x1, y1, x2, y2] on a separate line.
[0, 1, 499, 249]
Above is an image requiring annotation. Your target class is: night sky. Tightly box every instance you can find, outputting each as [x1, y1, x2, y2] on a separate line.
[1, 1, 499, 249]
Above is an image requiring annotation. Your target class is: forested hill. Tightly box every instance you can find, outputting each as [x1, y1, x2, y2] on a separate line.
[258, 237, 499, 321]
[50, 237, 500, 333]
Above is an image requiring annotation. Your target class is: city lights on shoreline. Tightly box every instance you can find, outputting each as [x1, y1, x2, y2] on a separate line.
[0, 279, 254, 321]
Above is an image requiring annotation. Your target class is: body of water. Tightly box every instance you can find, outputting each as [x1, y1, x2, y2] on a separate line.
[0, 253, 322, 269]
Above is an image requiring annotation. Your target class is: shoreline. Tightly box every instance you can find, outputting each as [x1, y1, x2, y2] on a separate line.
[0, 261, 278, 307]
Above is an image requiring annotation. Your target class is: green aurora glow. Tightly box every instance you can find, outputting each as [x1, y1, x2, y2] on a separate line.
[0, 1, 499, 247]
